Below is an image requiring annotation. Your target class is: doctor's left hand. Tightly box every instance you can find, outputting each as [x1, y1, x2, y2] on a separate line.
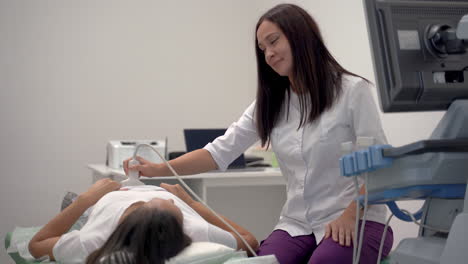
[324, 212, 356, 247]
[80, 178, 122, 206]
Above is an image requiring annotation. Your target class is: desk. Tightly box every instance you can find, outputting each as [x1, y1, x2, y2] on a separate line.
[87, 164, 287, 240]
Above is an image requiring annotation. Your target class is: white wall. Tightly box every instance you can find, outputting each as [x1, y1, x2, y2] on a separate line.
[0, 0, 446, 263]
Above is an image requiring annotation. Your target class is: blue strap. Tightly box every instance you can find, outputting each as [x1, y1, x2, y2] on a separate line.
[386, 201, 424, 222]
[355, 184, 466, 221]
[357, 184, 466, 204]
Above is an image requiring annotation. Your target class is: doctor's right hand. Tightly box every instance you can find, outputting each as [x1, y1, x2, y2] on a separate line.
[123, 156, 160, 177]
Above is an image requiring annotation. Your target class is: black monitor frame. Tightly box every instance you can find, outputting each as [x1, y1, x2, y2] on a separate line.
[363, 0, 468, 112]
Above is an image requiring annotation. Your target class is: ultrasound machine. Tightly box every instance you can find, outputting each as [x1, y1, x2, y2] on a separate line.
[341, 1, 468, 263]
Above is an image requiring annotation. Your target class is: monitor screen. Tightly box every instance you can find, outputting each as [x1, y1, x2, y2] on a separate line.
[363, 0, 468, 112]
[183, 128, 246, 169]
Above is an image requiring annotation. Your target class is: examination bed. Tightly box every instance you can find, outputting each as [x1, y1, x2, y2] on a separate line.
[5, 226, 279, 264]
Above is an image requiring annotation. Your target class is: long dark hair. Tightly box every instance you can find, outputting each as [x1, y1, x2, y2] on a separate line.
[255, 4, 363, 146]
[86, 205, 192, 264]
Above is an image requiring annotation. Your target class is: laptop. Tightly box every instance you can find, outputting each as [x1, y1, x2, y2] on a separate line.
[184, 128, 247, 169]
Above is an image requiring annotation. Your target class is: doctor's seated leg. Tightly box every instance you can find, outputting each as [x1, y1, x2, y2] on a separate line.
[257, 230, 317, 264]
[308, 221, 393, 264]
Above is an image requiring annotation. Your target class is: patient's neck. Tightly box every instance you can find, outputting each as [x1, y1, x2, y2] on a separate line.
[118, 201, 145, 224]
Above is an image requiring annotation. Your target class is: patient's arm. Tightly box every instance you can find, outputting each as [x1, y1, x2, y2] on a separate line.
[28, 179, 121, 260]
[160, 183, 259, 256]
[189, 201, 259, 256]
[124, 149, 218, 177]
[28, 195, 94, 260]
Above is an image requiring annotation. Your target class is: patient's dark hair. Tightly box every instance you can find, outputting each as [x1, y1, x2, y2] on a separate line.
[86, 205, 192, 264]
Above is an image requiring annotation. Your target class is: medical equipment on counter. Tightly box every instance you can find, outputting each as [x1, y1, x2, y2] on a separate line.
[127, 143, 270, 259]
[341, 1, 468, 263]
[106, 140, 166, 169]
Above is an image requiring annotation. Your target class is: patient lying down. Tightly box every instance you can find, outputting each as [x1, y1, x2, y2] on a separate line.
[28, 179, 258, 264]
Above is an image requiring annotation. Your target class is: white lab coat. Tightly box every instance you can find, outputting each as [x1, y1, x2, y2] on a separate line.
[204, 74, 387, 241]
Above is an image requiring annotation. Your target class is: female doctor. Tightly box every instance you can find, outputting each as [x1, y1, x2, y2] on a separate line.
[125, 3, 393, 264]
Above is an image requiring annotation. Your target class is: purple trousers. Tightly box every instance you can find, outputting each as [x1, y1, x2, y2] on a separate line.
[256, 220, 393, 264]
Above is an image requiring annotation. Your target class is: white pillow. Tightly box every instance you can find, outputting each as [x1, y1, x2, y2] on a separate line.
[165, 242, 236, 264]
[224, 255, 279, 264]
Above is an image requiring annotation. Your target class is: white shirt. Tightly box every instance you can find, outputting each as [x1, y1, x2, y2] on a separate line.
[52, 185, 236, 264]
[204, 75, 387, 241]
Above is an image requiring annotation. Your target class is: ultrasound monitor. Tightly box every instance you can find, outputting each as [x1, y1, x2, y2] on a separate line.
[363, 0, 468, 112]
